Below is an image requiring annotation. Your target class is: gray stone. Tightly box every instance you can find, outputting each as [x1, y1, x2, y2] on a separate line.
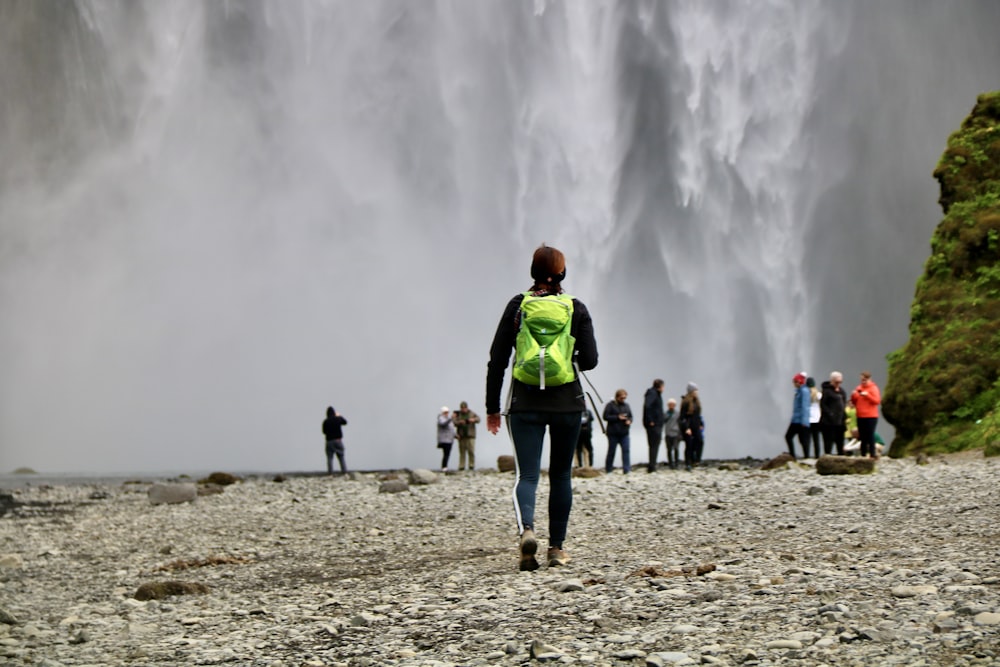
[378, 479, 409, 493]
[891, 585, 937, 598]
[806, 486, 824, 495]
[147, 483, 197, 505]
[554, 579, 585, 592]
[973, 612, 1000, 625]
[765, 640, 803, 649]
[408, 469, 438, 485]
[0, 607, 17, 625]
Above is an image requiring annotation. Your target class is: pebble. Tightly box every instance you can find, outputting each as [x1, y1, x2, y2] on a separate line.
[1, 457, 999, 665]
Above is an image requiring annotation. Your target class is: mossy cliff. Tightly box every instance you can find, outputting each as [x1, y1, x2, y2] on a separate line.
[883, 92, 1000, 457]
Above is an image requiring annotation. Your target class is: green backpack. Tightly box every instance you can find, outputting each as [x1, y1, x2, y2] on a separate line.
[512, 292, 576, 389]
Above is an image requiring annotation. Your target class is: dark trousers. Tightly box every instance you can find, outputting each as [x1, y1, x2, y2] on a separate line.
[439, 442, 453, 469]
[821, 423, 845, 455]
[809, 423, 822, 458]
[785, 423, 810, 458]
[325, 440, 347, 474]
[605, 432, 631, 473]
[508, 411, 581, 548]
[664, 435, 681, 469]
[683, 431, 704, 468]
[646, 425, 663, 472]
[857, 417, 879, 457]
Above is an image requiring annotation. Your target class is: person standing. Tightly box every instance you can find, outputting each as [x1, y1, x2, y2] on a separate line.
[603, 389, 633, 474]
[663, 398, 681, 469]
[322, 406, 348, 475]
[820, 371, 848, 455]
[437, 407, 456, 472]
[807, 377, 823, 458]
[643, 379, 666, 473]
[851, 371, 882, 459]
[575, 409, 594, 468]
[679, 383, 703, 470]
[785, 373, 811, 458]
[485, 244, 599, 571]
[453, 401, 480, 472]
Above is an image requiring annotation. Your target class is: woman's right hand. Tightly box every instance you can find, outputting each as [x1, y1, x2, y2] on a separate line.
[487, 413, 501, 435]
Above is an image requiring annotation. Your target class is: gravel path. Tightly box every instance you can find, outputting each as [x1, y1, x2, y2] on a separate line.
[1, 456, 998, 666]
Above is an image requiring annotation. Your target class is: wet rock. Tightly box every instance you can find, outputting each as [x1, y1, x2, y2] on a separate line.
[761, 453, 795, 470]
[133, 581, 210, 601]
[816, 455, 876, 475]
[497, 455, 516, 472]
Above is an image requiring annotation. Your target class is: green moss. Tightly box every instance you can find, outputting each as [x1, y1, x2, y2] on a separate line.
[885, 91, 1000, 457]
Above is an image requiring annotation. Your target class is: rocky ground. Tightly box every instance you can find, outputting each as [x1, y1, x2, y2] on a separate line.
[1, 455, 998, 667]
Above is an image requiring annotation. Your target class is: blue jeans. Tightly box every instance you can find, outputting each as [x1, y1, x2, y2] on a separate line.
[605, 432, 631, 473]
[508, 411, 581, 548]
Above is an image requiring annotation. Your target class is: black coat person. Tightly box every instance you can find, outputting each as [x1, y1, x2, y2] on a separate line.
[820, 373, 848, 455]
[643, 379, 665, 472]
[322, 406, 348, 474]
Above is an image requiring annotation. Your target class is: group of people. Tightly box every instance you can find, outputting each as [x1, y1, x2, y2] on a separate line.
[436, 403, 482, 471]
[785, 370, 882, 459]
[598, 380, 705, 474]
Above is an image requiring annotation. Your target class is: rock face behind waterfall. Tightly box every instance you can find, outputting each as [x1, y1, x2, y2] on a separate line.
[883, 91, 1000, 458]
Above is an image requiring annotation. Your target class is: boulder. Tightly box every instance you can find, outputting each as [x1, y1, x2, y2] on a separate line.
[408, 469, 438, 485]
[379, 479, 410, 494]
[816, 455, 876, 475]
[497, 455, 516, 473]
[198, 472, 240, 486]
[134, 580, 210, 601]
[148, 483, 198, 505]
[761, 452, 796, 470]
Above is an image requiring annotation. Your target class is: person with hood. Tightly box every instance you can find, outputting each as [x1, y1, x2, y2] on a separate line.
[679, 382, 704, 470]
[820, 371, 848, 455]
[437, 407, 456, 472]
[643, 379, 666, 473]
[604, 389, 634, 474]
[785, 373, 811, 458]
[485, 244, 599, 571]
[322, 406, 348, 475]
[850, 371, 883, 459]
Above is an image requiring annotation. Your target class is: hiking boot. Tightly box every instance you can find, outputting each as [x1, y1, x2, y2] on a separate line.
[547, 546, 571, 567]
[519, 529, 539, 571]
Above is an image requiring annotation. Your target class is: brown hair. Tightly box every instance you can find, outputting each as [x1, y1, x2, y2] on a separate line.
[860, 371, 872, 380]
[530, 244, 566, 290]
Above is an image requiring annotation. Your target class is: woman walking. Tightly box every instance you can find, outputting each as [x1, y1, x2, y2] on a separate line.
[486, 245, 598, 571]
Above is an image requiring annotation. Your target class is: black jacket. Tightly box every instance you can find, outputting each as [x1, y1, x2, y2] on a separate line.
[820, 381, 847, 426]
[486, 292, 598, 414]
[322, 414, 347, 440]
[603, 399, 633, 437]
[643, 387, 664, 428]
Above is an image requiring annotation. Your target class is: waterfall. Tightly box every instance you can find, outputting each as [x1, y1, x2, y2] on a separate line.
[2, 1, 999, 472]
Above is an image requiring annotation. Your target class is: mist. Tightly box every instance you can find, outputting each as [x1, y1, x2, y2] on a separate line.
[2, 1, 999, 474]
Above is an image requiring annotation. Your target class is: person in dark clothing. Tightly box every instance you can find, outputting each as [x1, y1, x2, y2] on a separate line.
[603, 389, 633, 474]
[575, 409, 595, 467]
[786, 372, 811, 458]
[322, 406, 348, 475]
[643, 379, 665, 472]
[486, 244, 599, 571]
[679, 382, 703, 470]
[820, 371, 848, 455]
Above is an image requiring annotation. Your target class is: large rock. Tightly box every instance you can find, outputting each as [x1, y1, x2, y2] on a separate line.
[497, 455, 516, 473]
[408, 469, 438, 485]
[379, 479, 410, 493]
[761, 452, 796, 470]
[148, 483, 198, 505]
[816, 455, 875, 475]
[198, 472, 241, 486]
[134, 580, 210, 601]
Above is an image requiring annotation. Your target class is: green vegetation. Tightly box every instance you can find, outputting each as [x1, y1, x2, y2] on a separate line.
[883, 91, 1000, 457]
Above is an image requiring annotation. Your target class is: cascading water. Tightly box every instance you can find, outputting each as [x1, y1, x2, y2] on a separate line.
[2, 1, 999, 473]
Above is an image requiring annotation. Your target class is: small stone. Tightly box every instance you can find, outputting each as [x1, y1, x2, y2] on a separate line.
[973, 612, 1000, 625]
[891, 585, 938, 598]
[765, 639, 803, 649]
[806, 486, 824, 495]
[408, 469, 438, 485]
[555, 579, 585, 592]
[0, 607, 18, 625]
[378, 479, 409, 493]
[0, 554, 23, 569]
